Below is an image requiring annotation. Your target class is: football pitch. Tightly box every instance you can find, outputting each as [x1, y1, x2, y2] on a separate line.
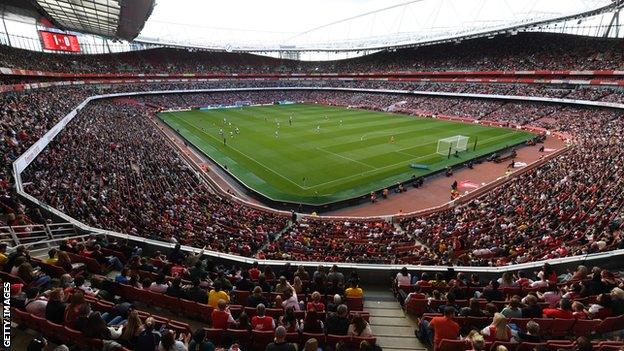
[159, 104, 534, 205]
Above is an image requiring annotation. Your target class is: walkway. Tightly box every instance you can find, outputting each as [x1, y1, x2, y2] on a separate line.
[364, 286, 426, 351]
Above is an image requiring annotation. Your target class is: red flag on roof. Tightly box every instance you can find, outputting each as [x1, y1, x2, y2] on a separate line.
[38, 17, 56, 28]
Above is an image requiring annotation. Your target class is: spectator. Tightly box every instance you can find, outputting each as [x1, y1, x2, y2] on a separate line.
[396, 267, 412, 287]
[158, 329, 190, 351]
[345, 281, 364, 299]
[306, 291, 325, 312]
[278, 306, 299, 333]
[326, 304, 350, 335]
[252, 304, 275, 331]
[119, 310, 145, 348]
[517, 320, 541, 343]
[234, 312, 252, 331]
[44, 287, 65, 324]
[481, 313, 512, 342]
[460, 298, 486, 317]
[248, 286, 269, 308]
[211, 299, 235, 329]
[348, 315, 372, 337]
[500, 296, 522, 319]
[521, 295, 542, 318]
[282, 288, 300, 311]
[266, 326, 296, 351]
[24, 287, 47, 317]
[304, 338, 322, 351]
[208, 282, 230, 308]
[480, 281, 505, 302]
[188, 328, 215, 351]
[150, 274, 170, 293]
[542, 298, 574, 319]
[302, 309, 324, 334]
[419, 306, 460, 350]
[136, 317, 162, 351]
[84, 311, 123, 340]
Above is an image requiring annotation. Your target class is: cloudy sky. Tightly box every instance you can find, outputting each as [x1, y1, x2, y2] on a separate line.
[137, 0, 613, 50]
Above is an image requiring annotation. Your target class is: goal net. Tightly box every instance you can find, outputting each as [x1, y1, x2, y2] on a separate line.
[436, 135, 469, 156]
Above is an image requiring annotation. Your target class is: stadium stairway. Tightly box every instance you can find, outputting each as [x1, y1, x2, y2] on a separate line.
[364, 286, 426, 351]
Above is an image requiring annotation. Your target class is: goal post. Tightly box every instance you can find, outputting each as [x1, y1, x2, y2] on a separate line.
[436, 135, 469, 157]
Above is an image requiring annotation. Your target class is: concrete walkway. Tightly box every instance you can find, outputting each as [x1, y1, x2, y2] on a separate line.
[364, 287, 427, 351]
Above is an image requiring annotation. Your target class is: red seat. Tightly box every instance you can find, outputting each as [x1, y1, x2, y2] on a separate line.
[229, 304, 243, 319]
[11, 308, 28, 325]
[509, 318, 530, 331]
[327, 334, 350, 349]
[571, 319, 601, 337]
[345, 297, 364, 311]
[398, 284, 416, 294]
[266, 308, 284, 318]
[204, 327, 223, 346]
[546, 340, 574, 351]
[437, 339, 469, 351]
[179, 298, 202, 320]
[226, 329, 252, 348]
[465, 316, 490, 330]
[30, 314, 48, 332]
[153, 292, 179, 310]
[517, 342, 547, 351]
[491, 341, 518, 351]
[350, 336, 377, 349]
[302, 332, 325, 345]
[285, 332, 300, 344]
[244, 306, 257, 317]
[47, 321, 67, 342]
[533, 318, 554, 333]
[252, 330, 275, 351]
[63, 326, 88, 347]
[196, 303, 213, 322]
[549, 318, 576, 337]
[234, 290, 251, 305]
[168, 320, 191, 335]
[405, 298, 427, 316]
[595, 316, 617, 335]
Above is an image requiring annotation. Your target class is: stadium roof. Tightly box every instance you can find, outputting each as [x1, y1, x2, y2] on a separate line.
[29, 0, 155, 40]
[135, 0, 622, 52]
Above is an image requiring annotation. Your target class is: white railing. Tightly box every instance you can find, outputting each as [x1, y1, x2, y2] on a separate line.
[3, 223, 624, 274]
[10, 86, 624, 272]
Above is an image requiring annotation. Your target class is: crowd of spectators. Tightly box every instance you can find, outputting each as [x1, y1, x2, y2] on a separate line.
[1, 33, 622, 74]
[259, 219, 420, 264]
[6, 235, 375, 351]
[22, 101, 287, 256]
[7, 88, 619, 267]
[395, 263, 624, 350]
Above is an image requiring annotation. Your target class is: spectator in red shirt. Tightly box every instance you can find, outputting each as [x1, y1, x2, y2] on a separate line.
[542, 298, 574, 319]
[306, 291, 325, 312]
[572, 301, 589, 319]
[481, 313, 512, 342]
[251, 304, 275, 331]
[211, 299, 235, 329]
[418, 307, 460, 351]
[248, 262, 261, 281]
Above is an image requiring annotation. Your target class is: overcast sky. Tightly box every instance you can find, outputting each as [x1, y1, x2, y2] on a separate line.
[137, 0, 612, 50]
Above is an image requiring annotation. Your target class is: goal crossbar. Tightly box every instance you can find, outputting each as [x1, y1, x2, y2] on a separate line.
[436, 135, 469, 156]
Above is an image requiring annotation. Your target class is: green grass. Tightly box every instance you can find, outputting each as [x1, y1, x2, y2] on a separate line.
[159, 104, 534, 205]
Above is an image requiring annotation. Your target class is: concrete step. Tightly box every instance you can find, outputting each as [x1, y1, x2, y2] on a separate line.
[369, 315, 411, 326]
[364, 307, 406, 318]
[376, 335, 423, 349]
[371, 325, 416, 337]
[364, 300, 400, 309]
